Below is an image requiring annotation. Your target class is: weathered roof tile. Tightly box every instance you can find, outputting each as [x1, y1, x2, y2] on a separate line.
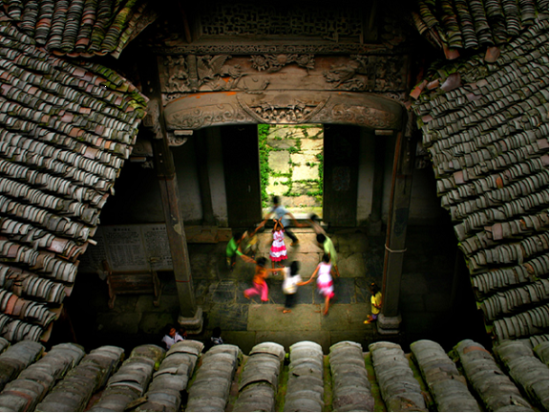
[1, 0, 158, 58]
[411, 11, 548, 346]
[0, 16, 146, 342]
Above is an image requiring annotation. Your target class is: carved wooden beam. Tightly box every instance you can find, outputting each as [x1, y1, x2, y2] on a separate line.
[162, 91, 403, 136]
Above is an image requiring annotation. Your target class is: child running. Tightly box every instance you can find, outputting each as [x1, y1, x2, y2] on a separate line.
[282, 261, 301, 313]
[243, 257, 285, 302]
[270, 219, 287, 268]
[298, 253, 335, 315]
[241, 220, 267, 260]
[226, 230, 254, 271]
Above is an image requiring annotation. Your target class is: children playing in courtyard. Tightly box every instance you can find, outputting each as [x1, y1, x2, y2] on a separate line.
[316, 233, 341, 277]
[226, 223, 265, 271]
[241, 220, 266, 259]
[282, 261, 301, 313]
[264, 196, 302, 246]
[243, 257, 285, 302]
[270, 219, 287, 268]
[298, 253, 335, 316]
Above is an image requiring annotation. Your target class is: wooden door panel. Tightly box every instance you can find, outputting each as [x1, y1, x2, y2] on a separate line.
[222, 125, 262, 228]
[323, 125, 360, 227]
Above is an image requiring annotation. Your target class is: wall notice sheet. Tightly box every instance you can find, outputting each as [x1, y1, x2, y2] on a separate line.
[78, 224, 173, 274]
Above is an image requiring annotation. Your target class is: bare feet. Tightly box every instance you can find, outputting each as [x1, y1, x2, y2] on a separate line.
[283, 309, 292, 313]
[243, 292, 250, 299]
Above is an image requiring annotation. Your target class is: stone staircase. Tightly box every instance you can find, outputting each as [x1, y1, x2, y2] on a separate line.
[0, 336, 547, 411]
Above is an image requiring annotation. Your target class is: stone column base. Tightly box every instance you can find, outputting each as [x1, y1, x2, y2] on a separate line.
[178, 306, 203, 334]
[377, 313, 401, 335]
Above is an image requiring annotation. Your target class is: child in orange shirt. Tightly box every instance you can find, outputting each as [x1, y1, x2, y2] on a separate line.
[243, 257, 285, 302]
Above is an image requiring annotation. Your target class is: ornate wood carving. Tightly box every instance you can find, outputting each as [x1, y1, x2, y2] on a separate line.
[237, 93, 327, 123]
[164, 54, 244, 92]
[154, 44, 394, 55]
[161, 54, 408, 98]
[165, 102, 247, 129]
[142, 100, 163, 139]
[250, 54, 315, 72]
[197, 2, 363, 40]
[323, 55, 406, 92]
[163, 91, 403, 135]
[329, 104, 400, 129]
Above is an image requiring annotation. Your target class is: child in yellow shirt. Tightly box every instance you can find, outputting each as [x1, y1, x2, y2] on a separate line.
[364, 283, 382, 324]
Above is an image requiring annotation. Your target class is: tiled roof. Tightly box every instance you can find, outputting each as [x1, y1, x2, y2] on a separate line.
[410, 15, 548, 345]
[0, 20, 147, 342]
[0, 338, 547, 411]
[412, 0, 549, 59]
[0, 0, 159, 58]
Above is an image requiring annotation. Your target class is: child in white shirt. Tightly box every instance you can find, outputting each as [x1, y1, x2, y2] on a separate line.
[298, 253, 335, 315]
[282, 261, 302, 313]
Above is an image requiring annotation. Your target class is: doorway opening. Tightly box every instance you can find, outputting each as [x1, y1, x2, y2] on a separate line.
[258, 124, 324, 220]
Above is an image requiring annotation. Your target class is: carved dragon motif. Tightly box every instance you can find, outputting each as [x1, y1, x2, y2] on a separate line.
[250, 54, 315, 72]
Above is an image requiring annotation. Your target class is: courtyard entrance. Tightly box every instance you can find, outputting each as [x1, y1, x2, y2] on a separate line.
[258, 124, 324, 219]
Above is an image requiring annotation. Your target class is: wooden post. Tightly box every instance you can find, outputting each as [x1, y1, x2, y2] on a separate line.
[379, 129, 414, 333]
[154, 140, 197, 318]
[141, 55, 202, 331]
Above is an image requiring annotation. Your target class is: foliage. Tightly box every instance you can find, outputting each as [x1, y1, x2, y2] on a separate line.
[258, 124, 272, 207]
[257, 124, 324, 207]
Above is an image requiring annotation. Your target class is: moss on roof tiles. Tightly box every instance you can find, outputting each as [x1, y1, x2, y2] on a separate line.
[414, 0, 548, 59]
[0, 16, 146, 343]
[410, 15, 548, 346]
[1, 0, 157, 58]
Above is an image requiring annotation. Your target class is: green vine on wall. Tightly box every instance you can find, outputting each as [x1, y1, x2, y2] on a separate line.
[258, 124, 324, 207]
[258, 124, 272, 208]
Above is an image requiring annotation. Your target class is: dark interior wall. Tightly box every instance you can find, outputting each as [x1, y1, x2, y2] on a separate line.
[408, 167, 448, 225]
[101, 137, 204, 225]
[100, 160, 164, 225]
[399, 223, 489, 352]
[380, 135, 448, 226]
[172, 140, 203, 224]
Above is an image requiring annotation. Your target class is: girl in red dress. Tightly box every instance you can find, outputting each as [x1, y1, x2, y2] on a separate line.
[270, 219, 288, 268]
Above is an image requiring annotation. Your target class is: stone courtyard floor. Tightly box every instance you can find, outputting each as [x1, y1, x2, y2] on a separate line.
[187, 227, 384, 354]
[61, 224, 490, 355]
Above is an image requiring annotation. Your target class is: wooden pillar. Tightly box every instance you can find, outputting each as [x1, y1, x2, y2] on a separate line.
[141, 55, 202, 331]
[379, 130, 414, 333]
[153, 139, 197, 318]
